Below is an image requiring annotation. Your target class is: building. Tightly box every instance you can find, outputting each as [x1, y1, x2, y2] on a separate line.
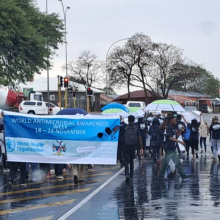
[20, 77, 104, 112]
[114, 89, 212, 111]
[167, 90, 212, 110]
[114, 90, 159, 104]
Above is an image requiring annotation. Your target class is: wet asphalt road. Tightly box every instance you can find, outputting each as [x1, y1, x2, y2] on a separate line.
[0, 113, 220, 220]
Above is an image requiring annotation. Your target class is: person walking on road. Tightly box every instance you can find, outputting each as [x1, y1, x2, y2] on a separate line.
[159, 116, 190, 180]
[199, 121, 209, 154]
[117, 116, 125, 167]
[209, 116, 220, 162]
[149, 118, 161, 163]
[183, 114, 202, 160]
[123, 115, 143, 183]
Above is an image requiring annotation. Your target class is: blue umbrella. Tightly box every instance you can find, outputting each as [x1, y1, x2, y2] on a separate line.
[56, 108, 87, 115]
[101, 103, 129, 113]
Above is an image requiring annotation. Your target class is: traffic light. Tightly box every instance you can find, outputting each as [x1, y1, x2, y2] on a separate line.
[67, 86, 73, 93]
[64, 77, 69, 88]
[60, 76, 63, 87]
[86, 87, 93, 96]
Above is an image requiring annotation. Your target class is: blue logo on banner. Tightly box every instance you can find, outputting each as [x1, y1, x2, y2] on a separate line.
[6, 138, 16, 152]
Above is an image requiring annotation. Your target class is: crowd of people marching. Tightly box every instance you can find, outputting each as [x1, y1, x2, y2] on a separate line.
[1, 109, 220, 186]
[118, 111, 220, 182]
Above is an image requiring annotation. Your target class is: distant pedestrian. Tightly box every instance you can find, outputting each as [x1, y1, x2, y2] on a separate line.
[175, 114, 186, 160]
[209, 116, 220, 162]
[199, 121, 209, 154]
[183, 114, 202, 160]
[149, 118, 161, 163]
[137, 116, 148, 158]
[159, 116, 190, 180]
[123, 115, 143, 183]
[184, 124, 191, 157]
[117, 116, 125, 167]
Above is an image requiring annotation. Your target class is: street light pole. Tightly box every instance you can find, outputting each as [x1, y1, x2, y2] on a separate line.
[46, 0, 50, 114]
[58, 0, 70, 108]
[105, 38, 130, 103]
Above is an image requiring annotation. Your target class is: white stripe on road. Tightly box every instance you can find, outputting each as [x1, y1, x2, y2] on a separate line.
[58, 167, 124, 220]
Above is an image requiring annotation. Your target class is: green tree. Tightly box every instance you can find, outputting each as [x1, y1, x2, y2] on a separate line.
[0, 0, 64, 85]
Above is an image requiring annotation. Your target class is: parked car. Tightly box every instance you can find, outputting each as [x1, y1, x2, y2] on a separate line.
[199, 105, 213, 113]
[19, 101, 61, 115]
[126, 101, 146, 109]
[184, 106, 198, 111]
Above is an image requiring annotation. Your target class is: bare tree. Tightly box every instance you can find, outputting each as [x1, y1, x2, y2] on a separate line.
[108, 45, 137, 100]
[145, 43, 196, 99]
[68, 50, 104, 89]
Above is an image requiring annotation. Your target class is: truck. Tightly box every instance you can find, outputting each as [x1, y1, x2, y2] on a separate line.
[0, 84, 43, 111]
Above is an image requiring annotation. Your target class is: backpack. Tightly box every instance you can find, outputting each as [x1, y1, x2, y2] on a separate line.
[150, 125, 160, 142]
[124, 125, 138, 148]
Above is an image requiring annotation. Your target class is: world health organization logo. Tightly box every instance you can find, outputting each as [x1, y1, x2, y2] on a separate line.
[6, 138, 16, 152]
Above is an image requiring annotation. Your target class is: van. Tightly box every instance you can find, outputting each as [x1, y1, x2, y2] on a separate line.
[19, 101, 61, 115]
[126, 101, 146, 109]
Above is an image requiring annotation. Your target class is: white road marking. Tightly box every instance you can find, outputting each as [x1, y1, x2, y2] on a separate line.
[58, 167, 124, 220]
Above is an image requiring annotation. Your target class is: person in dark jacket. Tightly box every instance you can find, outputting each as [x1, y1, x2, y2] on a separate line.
[123, 115, 143, 182]
[137, 116, 148, 158]
[159, 116, 190, 180]
[150, 118, 161, 163]
[209, 116, 220, 162]
[183, 114, 202, 160]
[117, 116, 125, 167]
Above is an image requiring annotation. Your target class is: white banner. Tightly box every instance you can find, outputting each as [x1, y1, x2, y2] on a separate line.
[4, 112, 120, 164]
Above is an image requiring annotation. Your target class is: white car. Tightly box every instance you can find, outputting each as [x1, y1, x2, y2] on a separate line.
[19, 101, 61, 115]
[126, 101, 146, 109]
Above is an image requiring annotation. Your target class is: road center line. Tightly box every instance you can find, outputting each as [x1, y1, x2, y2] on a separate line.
[58, 167, 124, 220]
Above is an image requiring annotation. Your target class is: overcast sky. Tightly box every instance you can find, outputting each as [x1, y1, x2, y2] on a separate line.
[36, 0, 220, 94]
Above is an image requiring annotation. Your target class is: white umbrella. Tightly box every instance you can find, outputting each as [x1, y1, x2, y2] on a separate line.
[145, 100, 186, 112]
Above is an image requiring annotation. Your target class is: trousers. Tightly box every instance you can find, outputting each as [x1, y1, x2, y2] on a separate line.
[160, 150, 185, 178]
[124, 148, 135, 178]
[212, 139, 220, 160]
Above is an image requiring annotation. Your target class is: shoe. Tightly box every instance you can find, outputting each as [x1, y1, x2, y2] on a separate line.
[182, 175, 191, 180]
[21, 183, 27, 187]
[180, 159, 183, 163]
[158, 176, 168, 181]
[57, 175, 64, 179]
[79, 179, 85, 183]
[8, 179, 13, 186]
[126, 176, 130, 183]
[73, 175, 78, 184]
[196, 153, 198, 159]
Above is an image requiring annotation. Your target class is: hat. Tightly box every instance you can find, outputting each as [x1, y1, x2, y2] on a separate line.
[213, 116, 219, 123]
[156, 112, 161, 116]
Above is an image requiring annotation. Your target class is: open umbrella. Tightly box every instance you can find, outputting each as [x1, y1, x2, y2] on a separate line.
[128, 107, 145, 118]
[101, 103, 129, 113]
[102, 108, 129, 118]
[56, 108, 87, 115]
[145, 100, 185, 112]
